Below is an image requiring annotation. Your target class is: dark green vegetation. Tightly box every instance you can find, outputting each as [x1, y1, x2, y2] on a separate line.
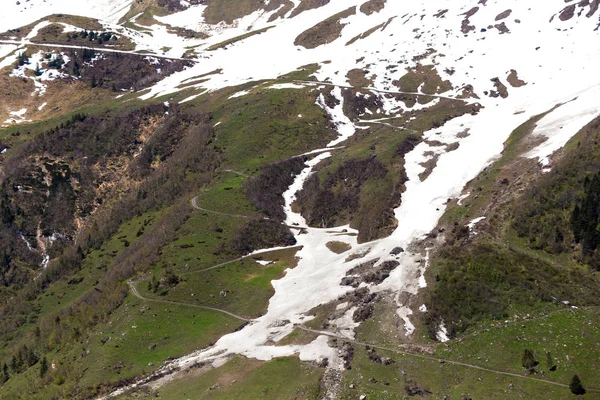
[424, 243, 599, 338]
[513, 116, 600, 268]
[1, 25, 599, 400]
[295, 88, 477, 242]
[32, 23, 135, 50]
[57, 48, 188, 91]
[117, 356, 324, 399]
[427, 114, 600, 337]
[0, 79, 343, 398]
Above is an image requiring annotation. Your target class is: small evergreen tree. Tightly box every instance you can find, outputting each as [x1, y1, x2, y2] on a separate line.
[546, 351, 556, 371]
[72, 60, 80, 76]
[16, 51, 29, 66]
[48, 54, 64, 69]
[39, 356, 48, 378]
[10, 355, 17, 373]
[2, 362, 8, 380]
[152, 275, 160, 293]
[570, 375, 586, 395]
[521, 348, 537, 369]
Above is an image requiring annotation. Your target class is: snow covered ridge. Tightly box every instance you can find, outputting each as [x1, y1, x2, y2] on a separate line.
[0, 0, 132, 32]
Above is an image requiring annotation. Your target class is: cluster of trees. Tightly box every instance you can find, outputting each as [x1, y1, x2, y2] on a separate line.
[16, 51, 29, 67]
[67, 29, 118, 45]
[244, 157, 306, 221]
[0, 343, 39, 384]
[61, 49, 190, 91]
[230, 219, 296, 254]
[295, 155, 398, 242]
[0, 102, 225, 396]
[424, 243, 600, 338]
[520, 350, 584, 395]
[47, 54, 65, 69]
[571, 172, 600, 269]
[513, 116, 600, 268]
[147, 268, 181, 295]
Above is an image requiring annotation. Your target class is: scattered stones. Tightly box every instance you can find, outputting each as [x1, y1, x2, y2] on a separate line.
[405, 383, 432, 396]
[343, 259, 399, 287]
[339, 342, 355, 370]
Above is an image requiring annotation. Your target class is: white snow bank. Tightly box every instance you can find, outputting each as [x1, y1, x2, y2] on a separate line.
[0, 0, 132, 32]
[467, 217, 486, 230]
[270, 83, 306, 90]
[282, 152, 331, 227]
[318, 87, 356, 147]
[436, 321, 450, 343]
[526, 84, 600, 166]
[229, 89, 250, 99]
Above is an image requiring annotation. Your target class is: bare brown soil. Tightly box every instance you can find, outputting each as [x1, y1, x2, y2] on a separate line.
[346, 68, 374, 87]
[294, 7, 356, 49]
[289, 0, 331, 18]
[359, 0, 386, 15]
[507, 69, 527, 87]
[495, 9, 512, 21]
[393, 64, 453, 95]
[346, 23, 385, 46]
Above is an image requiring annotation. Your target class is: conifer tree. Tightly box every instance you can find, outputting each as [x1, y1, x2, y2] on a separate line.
[570, 375, 586, 395]
[521, 349, 536, 369]
[39, 356, 48, 378]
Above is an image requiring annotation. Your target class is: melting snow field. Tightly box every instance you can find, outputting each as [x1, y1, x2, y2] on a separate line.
[101, 0, 600, 396]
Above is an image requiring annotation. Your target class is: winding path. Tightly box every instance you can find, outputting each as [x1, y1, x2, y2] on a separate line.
[296, 325, 600, 393]
[293, 79, 470, 102]
[127, 281, 253, 322]
[190, 195, 255, 219]
[126, 279, 599, 394]
[0, 39, 198, 62]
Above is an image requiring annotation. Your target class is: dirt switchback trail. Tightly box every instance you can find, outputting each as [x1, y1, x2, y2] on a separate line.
[296, 326, 600, 393]
[127, 281, 254, 322]
[0, 39, 198, 62]
[190, 196, 255, 219]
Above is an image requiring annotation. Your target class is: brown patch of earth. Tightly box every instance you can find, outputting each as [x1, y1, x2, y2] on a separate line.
[419, 154, 440, 181]
[326, 241, 352, 254]
[359, 0, 386, 15]
[346, 68, 374, 87]
[346, 23, 385, 46]
[268, 0, 294, 22]
[294, 6, 356, 49]
[289, 0, 331, 18]
[393, 64, 453, 95]
[495, 9, 512, 21]
[507, 69, 526, 87]
[490, 77, 509, 98]
[559, 4, 576, 21]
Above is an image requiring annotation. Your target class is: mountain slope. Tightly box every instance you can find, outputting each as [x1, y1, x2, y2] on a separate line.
[0, 0, 599, 399]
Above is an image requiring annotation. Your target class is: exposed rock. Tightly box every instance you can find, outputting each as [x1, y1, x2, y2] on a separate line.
[390, 246, 404, 255]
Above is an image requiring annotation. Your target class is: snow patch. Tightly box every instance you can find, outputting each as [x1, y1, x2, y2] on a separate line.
[436, 321, 450, 343]
[229, 89, 250, 99]
[526, 84, 600, 166]
[270, 83, 306, 90]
